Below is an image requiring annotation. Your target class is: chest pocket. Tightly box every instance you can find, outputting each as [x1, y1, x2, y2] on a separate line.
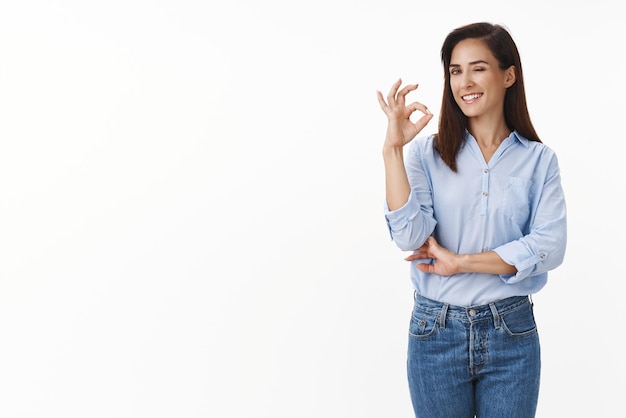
[503, 176, 536, 224]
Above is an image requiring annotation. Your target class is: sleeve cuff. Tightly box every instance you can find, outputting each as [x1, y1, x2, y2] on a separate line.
[384, 190, 419, 233]
[494, 241, 547, 284]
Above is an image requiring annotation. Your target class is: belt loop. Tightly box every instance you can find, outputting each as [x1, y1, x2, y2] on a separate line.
[489, 302, 501, 329]
[439, 303, 448, 329]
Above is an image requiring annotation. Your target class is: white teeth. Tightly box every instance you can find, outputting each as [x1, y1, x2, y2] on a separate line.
[462, 93, 482, 101]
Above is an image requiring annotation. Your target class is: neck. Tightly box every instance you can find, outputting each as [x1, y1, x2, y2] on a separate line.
[468, 118, 511, 148]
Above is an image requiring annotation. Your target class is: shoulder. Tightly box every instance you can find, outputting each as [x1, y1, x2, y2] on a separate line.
[408, 134, 437, 157]
[513, 132, 562, 175]
[514, 132, 558, 158]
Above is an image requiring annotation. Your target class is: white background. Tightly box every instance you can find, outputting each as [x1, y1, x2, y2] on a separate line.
[0, 1, 623, 417]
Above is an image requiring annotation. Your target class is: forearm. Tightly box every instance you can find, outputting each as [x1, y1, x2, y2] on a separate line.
[383, 146, 411, 211]
[457, 251, 517, 275]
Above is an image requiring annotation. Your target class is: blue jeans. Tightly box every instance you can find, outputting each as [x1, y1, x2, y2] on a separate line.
[407, 292, 540, 418]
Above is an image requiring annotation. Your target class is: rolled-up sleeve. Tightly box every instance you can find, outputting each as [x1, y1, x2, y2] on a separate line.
[384, 191, 433, 249]
[383, 140, 437, 251]
[494, 152, 567, 283]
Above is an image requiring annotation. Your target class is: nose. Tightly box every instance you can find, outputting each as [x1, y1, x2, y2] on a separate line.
[460, 72, 473, 89]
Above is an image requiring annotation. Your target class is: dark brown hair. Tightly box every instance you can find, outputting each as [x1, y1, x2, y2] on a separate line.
[434, 22, 541, 172]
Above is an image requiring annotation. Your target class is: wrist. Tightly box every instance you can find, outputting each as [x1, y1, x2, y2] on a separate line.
[456, 253, 471, 273]
[382, 145, 404, 158]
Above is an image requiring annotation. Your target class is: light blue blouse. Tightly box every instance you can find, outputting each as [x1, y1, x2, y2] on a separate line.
[384, 131, 567, 306]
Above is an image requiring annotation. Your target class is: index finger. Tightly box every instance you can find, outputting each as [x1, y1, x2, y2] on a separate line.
[385, 78, 403, 105]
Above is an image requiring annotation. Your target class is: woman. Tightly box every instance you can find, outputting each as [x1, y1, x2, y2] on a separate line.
[376, 22, 567, 417]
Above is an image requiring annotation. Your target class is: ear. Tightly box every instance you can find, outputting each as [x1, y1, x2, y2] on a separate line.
[504, 65, 516, 88]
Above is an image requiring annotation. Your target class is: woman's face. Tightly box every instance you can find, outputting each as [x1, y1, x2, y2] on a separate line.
[449, 38, 515, 119]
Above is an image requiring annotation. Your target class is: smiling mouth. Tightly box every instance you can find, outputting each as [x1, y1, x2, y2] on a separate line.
[462, 93, 483, 102]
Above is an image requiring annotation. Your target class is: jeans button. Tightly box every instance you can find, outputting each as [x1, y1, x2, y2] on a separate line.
[469, 309, 477, 316]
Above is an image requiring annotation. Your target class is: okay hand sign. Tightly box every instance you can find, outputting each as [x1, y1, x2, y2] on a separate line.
[377, 79, 433, 149]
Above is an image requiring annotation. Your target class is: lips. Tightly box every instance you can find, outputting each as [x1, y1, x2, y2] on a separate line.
[462, 93, 482, 102]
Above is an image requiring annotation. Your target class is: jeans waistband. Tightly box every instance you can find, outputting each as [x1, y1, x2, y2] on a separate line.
[413, 291, 532, 328]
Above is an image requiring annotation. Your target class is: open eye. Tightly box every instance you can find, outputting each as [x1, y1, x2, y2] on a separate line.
[450, 68, 461, 75]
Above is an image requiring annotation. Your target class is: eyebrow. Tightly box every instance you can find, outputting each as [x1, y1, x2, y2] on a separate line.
[449, 60, 490, 67]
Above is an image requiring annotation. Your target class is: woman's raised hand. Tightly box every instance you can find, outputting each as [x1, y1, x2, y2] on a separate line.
[377, 79, 433, 150]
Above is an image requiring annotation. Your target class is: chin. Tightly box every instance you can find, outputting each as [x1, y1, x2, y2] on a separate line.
[460, 110, 478, 118]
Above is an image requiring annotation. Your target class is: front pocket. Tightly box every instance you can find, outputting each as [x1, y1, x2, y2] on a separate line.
[409, 311, 439, 339]
[503, 176, 536, 224]
[500, 304, 538, 337]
